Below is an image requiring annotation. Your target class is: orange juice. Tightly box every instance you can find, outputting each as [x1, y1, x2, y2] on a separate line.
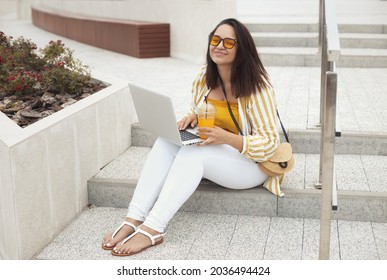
[197, 102, 216, 139]
[198, 117, 215, 139]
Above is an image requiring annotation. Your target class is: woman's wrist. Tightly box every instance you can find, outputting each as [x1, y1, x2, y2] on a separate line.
[227, 133, 243, 152]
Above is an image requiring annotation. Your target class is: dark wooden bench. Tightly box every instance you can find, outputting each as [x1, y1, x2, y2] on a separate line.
[31, 5, 170, 58]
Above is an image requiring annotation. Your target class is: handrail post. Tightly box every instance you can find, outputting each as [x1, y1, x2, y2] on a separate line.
[319, 68, 337, 259]
[317, 0, 341, 260]
[319, 0, 324, 49]
[316, 26, 329, 188]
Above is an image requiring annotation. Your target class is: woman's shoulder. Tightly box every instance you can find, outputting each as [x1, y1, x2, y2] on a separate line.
[246, 85, 275, 103]
[197, 65, 207, 79]
[192, 65, 208, 87]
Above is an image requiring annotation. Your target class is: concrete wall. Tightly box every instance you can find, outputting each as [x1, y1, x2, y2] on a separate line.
[0, 73, 135, 259]
[16, 0, 236, 63]
[0, 0, 17, 15]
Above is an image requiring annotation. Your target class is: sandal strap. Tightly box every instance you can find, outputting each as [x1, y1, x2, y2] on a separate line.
[136, 228, 165, 246]
[111, 221, 137, 239]
[121, 230, 138, 245]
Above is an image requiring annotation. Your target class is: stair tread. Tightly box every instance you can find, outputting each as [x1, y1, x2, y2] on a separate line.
[93, 146, 387, 194]
[257, 46, 387, 56]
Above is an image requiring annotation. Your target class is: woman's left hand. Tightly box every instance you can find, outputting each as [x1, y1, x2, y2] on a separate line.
[198, 126, 230, 145]
[198, 126, 243, 152]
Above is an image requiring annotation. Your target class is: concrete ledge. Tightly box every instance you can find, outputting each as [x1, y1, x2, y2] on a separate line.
[132, 123, 387, 155]
[0, 72, 135, 259]
[87, 177, 387, 223]
[31, 5, 170, 58]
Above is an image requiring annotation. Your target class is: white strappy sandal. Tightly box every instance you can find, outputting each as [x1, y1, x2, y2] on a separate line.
[102, 221, 138, 250]
[112, 228, 165, 257]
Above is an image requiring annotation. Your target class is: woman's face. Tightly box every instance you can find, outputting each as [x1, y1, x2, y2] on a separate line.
[209, 24, 237, 67]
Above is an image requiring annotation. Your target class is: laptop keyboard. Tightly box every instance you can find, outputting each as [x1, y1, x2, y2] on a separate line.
[180, 130, 199, 141]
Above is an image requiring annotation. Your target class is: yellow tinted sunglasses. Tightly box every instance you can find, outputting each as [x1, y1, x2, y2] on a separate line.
[209, 35, 238, 49]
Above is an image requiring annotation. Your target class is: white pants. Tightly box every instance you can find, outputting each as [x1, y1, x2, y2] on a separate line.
[127, 137, 268, 232]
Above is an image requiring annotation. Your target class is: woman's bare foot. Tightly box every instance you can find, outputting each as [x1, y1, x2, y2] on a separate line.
[112, 225, 164, 256]
[102, 218, 142, 250]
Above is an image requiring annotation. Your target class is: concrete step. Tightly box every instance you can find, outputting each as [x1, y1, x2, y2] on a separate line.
[246, 23, 318, 33]
[340, 33, 387, 49]
[245, 23, 387, 34]
[88, 146, 387, 223]
[247, 22, 387, 67]
[35, 206, 387, 260]
[131, 123, 387, 156]
[252, 32, 387, 49]
[257, 47, 387, 67]
[252, 32, 319, 48]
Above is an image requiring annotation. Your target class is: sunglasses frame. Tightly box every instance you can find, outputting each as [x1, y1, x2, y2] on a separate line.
[209, 34, 238, 49]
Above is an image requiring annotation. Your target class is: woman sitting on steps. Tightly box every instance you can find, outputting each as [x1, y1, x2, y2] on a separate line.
[102, 18, 282, 257]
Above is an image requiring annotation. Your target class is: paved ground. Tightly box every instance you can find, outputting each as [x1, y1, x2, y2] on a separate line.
[36, 207, 387, 260]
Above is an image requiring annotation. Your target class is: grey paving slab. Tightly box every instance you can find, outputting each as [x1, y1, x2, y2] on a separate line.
[372, 222, 387, 260]
[37, 207, 128, 260]
[361, 155, 387, 193]
[337, 220, 380, 260]
[335, 155, 369, 191]
[263, 217, 304, 260]
[303, 154, 319, 189]
[224, 215, 271, 260]
[94, 147, 150, 180]
[186, 213, 238, 260]
[35, 207, 387, 260]
[282, 153, 305, 190]
[302, 219, 340, 260]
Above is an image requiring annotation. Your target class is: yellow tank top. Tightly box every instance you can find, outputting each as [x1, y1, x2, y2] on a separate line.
[207, 98, 240, 134]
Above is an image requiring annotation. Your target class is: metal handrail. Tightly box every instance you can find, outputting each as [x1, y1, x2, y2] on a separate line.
[317, 0, 341, 260]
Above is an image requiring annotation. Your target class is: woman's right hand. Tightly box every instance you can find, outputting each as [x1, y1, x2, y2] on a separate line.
[178, 114, 198, 130]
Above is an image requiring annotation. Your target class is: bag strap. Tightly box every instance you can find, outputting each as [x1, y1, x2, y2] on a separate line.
[276, 110, 289, 143]
[219, 79, 243, 135]
[219, 79, 289, 143]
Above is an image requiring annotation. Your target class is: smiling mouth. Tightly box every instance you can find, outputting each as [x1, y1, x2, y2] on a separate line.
[214, 51, 227, 55]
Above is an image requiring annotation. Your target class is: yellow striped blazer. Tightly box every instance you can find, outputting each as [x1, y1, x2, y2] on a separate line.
[190, 66, 285, 196]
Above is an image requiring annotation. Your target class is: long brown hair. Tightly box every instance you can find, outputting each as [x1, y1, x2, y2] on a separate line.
[206, 18, 272, 98]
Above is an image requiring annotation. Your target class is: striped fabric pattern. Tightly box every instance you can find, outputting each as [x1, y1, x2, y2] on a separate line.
[190, 66, 285, 197]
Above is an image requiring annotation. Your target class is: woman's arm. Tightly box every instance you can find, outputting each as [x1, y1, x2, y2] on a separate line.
[240, 87, 279, 162]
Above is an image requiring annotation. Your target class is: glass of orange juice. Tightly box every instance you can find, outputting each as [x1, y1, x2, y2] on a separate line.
[197, 102, 216, 139]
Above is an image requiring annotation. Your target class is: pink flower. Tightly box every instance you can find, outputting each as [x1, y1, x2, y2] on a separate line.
[15, 84, 23, 91]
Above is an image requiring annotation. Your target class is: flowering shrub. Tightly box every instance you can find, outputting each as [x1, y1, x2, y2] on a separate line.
[0, 31, 91, 97]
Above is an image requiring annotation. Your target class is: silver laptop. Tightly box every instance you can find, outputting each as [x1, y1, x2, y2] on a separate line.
[129, 83, 203, 146]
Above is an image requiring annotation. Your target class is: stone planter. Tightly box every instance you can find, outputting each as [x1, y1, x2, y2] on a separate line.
[0, 72, 135, 259]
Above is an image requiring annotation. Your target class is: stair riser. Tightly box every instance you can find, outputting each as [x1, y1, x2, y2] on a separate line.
[132, 125, 387, 156]
[88, 179, 387, 223]
[246, 23, 318, 33]
[339, 24, 387, 34]
[259, 53, 387, 68]
[254, 36, 387, 49]
[340, 38, 387, 49]
[254, 37, 318, 48]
